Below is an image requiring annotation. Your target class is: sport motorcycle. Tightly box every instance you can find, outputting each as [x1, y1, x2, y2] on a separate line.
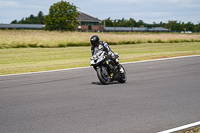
[90, 49, 127, 85]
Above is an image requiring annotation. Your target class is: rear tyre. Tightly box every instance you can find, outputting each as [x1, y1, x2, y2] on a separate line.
[118, 64, 127, 83]
[97, 66, 110, 85]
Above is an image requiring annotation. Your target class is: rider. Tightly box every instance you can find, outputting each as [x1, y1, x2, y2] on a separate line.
[90, 35, 120, 67]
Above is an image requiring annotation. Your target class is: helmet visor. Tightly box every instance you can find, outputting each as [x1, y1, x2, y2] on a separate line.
[91, 41, 98, 46]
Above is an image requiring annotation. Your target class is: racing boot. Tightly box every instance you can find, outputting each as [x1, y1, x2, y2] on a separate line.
[115, 59, 124, 73]
[119, 65, 124, 73]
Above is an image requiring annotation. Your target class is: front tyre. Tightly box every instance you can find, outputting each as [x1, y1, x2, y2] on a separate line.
[97, 66, 110, 85]
[118, 64, 127, 83]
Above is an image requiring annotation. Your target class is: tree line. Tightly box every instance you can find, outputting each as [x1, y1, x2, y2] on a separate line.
[11, 11, 45, 24]
[99, 17, 200, 32]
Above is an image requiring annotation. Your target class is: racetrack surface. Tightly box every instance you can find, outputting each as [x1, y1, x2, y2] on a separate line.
[0, 56, 200, 133]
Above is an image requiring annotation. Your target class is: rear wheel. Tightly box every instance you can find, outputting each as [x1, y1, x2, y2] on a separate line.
[97, 66, 110, 85]
[118, 64, 127, 83]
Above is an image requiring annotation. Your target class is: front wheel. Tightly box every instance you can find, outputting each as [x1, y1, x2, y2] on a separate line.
[118, 64, 127, 83]
[97, 66, 110, 85]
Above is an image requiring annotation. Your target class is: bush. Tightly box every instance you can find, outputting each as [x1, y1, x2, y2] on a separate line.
[67, 42, 90, 47]
[120, 41, 131, 44]
[154, 39, 164, 43]
[13, 44, 27, 48]
[28, 43, 38, 47]
[190, 39, 195, 42]
[167, 40, 174, 43]
[58, 43, 66, 47]
[174, 39, 179, 43]
[106, 42, 117, 45]
[180, 39, 190, 42]
[136, 40, 142, 44]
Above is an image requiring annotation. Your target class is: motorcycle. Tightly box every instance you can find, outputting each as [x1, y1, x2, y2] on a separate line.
[90, 49, 127, 85]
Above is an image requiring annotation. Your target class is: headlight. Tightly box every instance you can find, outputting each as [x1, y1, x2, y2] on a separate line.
[90, 60, 95, 65]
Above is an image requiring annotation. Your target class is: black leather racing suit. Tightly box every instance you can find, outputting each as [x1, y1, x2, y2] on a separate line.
[91, 41, 119, 66]
[91, 41, 112, 56]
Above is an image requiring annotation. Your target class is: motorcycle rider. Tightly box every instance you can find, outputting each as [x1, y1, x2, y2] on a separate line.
[90, 35, 123, 72]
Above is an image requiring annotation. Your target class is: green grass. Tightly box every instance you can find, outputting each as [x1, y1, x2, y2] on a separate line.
[0, 42, 200, 75]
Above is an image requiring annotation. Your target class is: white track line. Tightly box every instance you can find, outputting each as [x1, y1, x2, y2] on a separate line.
[158, 121, 200, 133]
[1, 55, 200, 77]
[0, 66, 90, 77]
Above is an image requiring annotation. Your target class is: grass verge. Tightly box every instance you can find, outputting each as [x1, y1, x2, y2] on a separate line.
[178, 126, 200, 133]
[0, 30, 200, 48]
[0, 42, 200, 75]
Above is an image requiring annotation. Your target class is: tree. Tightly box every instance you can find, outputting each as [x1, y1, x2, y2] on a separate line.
[100, 17, 113, 27]
[44, 0, 79, 31]
[164, 20, 178, 32]
[11, 19, 18, 24]
[127, 18, 137, 27]
[117, 18, 127, 27]
[195, 22, 200, 32]
[185, 22, 195, 32]
[26, 14, 41, 24]
[37, 11, 45, 24]
[137, 20, 145, 27]
[10, 12, 44, 24]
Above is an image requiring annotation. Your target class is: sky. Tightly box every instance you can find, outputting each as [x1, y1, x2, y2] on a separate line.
[0, 0, 200, 24]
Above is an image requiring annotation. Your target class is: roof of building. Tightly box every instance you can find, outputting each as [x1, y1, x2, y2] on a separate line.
[76, 12, 100, 22]
[104, 27, 169, 32]
[0, 24, 45, 29]
[148, 27, 169, 31]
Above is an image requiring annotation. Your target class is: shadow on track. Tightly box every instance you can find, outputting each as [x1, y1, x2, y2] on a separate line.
[91, 81, 121, 85]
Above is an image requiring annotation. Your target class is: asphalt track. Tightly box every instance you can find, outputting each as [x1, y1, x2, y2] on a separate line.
[0, 55, 200, 133]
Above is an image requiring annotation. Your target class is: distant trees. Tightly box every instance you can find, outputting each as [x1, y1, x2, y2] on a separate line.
[37, 11, 45, 24]
[44, 1, 79, 31]
[100, 18, 145, 27]
[11, 11, 45, 24]
[195, 23, 200, 32]
[163, 21, 198, 32]
[100, 18, 200, 32]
